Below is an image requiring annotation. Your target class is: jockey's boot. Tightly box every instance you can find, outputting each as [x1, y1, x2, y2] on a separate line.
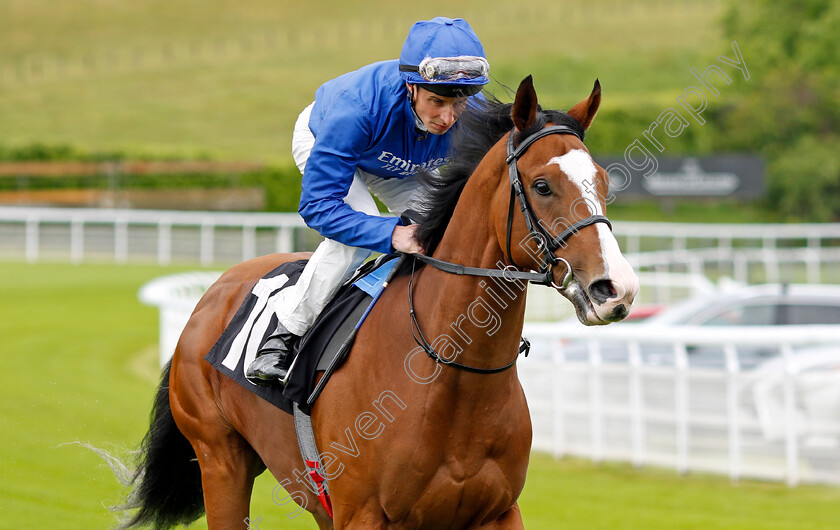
[245, 323, 298, 386]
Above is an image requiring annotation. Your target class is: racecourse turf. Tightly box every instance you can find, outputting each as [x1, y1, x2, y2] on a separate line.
[1, 260, 839, 528]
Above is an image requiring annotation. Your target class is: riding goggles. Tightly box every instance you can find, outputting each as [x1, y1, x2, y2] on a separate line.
[399, 56, 489, 83]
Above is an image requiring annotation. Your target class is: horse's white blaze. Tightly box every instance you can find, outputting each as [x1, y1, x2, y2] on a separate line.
[548, 149, 613, 271]
[596, 223, 638, 302]
[548, 149, 639, 317]
[547, 149, 602, 216]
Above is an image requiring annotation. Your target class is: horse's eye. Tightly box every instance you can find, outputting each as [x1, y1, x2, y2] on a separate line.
[534, 180, 552, 196]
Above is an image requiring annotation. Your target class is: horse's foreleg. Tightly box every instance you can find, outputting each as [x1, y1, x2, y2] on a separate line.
[312, 512, 335, 529]
[191, 434, 263, 529]
[479, 503, 525, 530]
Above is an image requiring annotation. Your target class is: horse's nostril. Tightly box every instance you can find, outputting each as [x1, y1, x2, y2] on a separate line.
[589, 279, 616, 305]
[610, 304, 628, 320]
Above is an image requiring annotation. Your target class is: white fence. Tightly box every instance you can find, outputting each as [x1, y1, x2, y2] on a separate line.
[3, 207, 840, 285]
[616, 221, 840, 286]
[0, 206, 308, 265]
[519, 324, 840, 487]
[138, 271, 223, 366]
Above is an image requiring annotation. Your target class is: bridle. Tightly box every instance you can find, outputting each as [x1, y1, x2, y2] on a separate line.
[406, 124, 613, 374]
[504, 124, 612, 287]
[411, 124, 613, 286]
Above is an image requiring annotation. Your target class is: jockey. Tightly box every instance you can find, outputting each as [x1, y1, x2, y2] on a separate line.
[245, 17, 490, 385]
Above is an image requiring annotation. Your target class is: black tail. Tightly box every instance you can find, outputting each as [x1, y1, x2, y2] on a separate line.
[118, 362, 205, 529]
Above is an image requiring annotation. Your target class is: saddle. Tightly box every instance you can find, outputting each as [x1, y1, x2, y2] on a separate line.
[203, 254, 402, 414]
[203, 254, 402, 519]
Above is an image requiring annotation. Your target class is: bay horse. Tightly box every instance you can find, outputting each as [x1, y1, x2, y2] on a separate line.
[119, 76, 638, 529]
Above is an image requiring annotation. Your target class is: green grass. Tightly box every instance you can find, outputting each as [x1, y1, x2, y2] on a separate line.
[2, 260, 840, 528]
[0, 0, 728, 161]
[520, 455, 840, 530]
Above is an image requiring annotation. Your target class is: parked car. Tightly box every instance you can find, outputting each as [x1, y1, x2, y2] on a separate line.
[642, 283, 840, 328]
[536, 283, 840, 369]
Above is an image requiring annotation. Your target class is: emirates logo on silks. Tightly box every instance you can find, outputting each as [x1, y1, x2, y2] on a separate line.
[376, 150, 450, 177]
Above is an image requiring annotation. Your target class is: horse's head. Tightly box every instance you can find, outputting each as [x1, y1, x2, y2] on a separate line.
[497, 76, 639, 325]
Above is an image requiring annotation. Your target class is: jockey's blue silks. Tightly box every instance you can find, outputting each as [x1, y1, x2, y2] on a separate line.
[300, 17, 487, 254]
[302, 60, 488, 254]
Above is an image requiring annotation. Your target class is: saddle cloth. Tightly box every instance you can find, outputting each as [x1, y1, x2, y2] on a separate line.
[204, 255, 400, 415]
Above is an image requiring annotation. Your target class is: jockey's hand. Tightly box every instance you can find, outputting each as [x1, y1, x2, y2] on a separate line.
[392, 224, 425, 254]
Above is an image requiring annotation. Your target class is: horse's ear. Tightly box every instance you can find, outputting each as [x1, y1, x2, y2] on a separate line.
[567, 79, 601, 131]
[512, 75, 538, 131]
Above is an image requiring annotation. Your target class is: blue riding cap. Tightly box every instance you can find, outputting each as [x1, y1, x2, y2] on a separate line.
[399, 17, 489, 97]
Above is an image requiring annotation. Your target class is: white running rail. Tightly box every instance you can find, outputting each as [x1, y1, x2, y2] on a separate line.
[0, 206, 307, 265]
[138, 271, 223, 366]
[3, 207, 840, 284]
[520, 323, 840, 487]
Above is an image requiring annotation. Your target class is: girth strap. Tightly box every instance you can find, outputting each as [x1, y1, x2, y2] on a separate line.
[293, 403, 333, 518]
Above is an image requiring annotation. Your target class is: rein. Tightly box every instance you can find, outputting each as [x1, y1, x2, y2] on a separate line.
[404, 124, 613, 374]
[407, 257, 529, 375]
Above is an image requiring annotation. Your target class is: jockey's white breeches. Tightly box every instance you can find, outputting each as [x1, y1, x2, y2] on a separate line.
[272, 102, 424, 336]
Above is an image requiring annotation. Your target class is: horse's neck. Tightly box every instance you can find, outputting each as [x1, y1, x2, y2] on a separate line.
[412, 173, 528, 371]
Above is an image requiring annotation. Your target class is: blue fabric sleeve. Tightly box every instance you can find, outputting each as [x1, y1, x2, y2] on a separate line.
[298, 92, 402, 254]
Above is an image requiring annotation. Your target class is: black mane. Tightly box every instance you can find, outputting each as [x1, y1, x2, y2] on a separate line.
[411, 93, 585, 257]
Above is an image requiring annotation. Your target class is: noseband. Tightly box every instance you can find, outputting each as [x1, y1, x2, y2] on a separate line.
[404, 124, 613, 374]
